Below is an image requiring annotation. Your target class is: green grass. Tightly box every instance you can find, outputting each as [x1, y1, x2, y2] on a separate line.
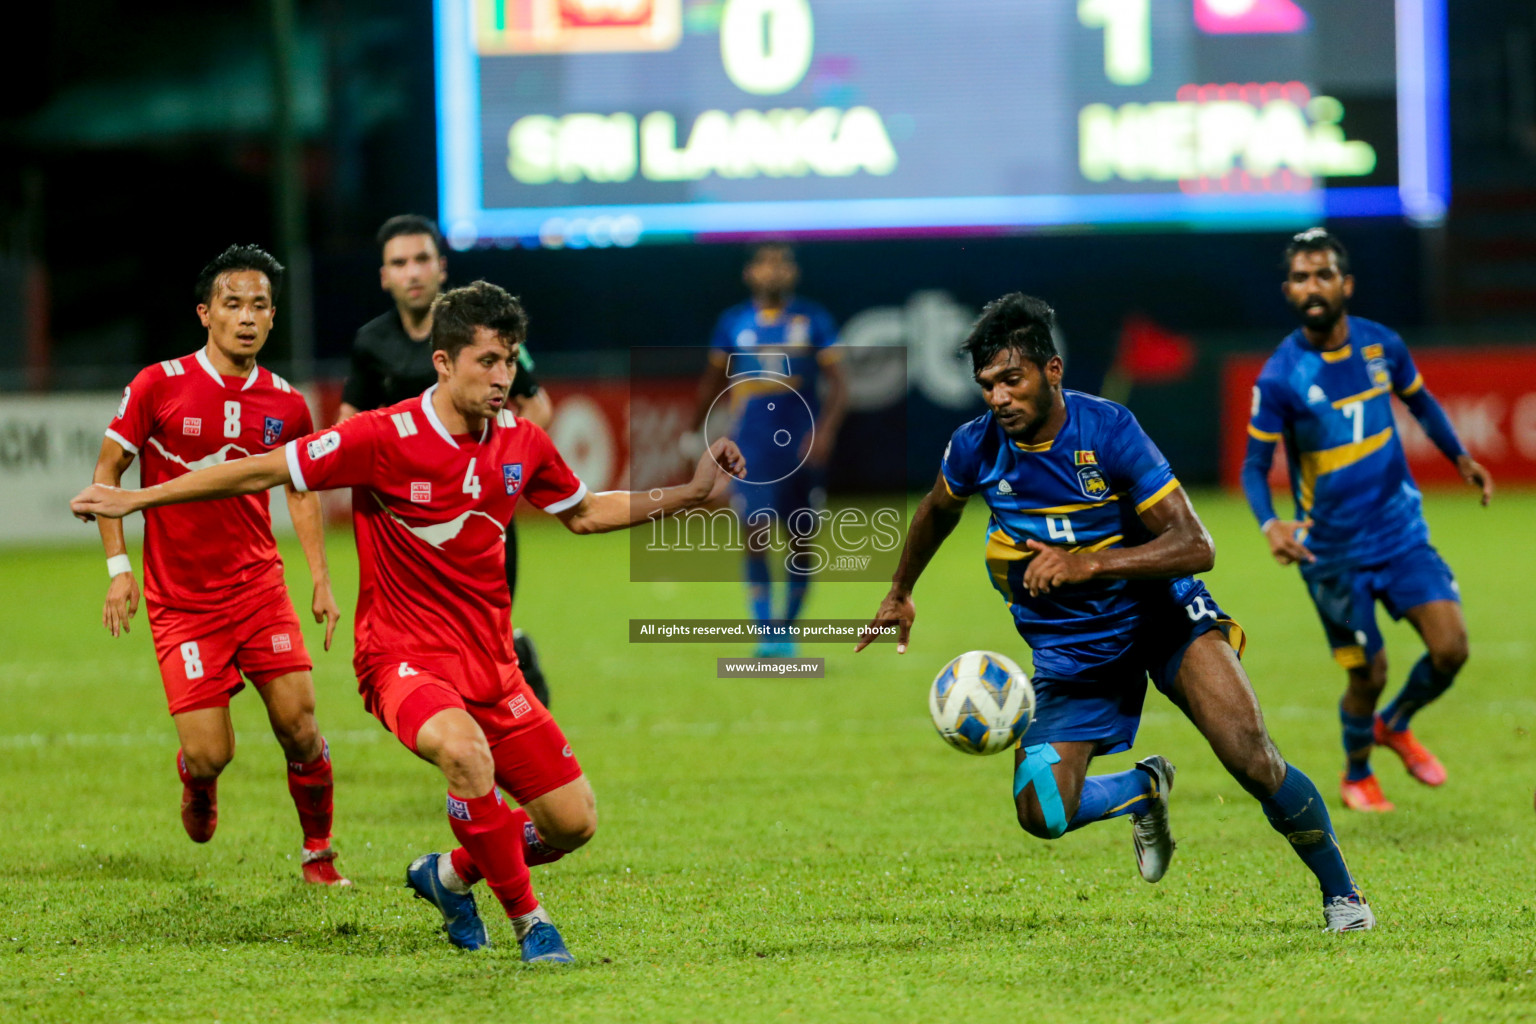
[3, 491, 1535, 1023]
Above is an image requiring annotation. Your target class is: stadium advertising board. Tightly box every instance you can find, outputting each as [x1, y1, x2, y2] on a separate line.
[0, 393, 316, 543]
[0, 394, 142, 542]
[436, 0, 1447, 247]
[1220, 347, 1536, 490]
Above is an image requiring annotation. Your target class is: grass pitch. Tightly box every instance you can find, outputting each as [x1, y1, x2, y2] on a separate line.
[2, 491, 1534, 1023]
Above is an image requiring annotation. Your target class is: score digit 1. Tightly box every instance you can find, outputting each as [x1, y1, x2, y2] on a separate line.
[1078, 0, 1150, 86]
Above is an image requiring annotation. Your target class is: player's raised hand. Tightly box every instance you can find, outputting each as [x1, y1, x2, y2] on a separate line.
[1022, 540, 1096, 596]
[102, 571, 141, 638]
[313, 580, 342, 652]
[1456, 454, 1494, 507]
[857, 588, 914, 653]
[71, 483, 139, 522]
[1261, 518, 1314, 566]
[692, 437, 746, 499]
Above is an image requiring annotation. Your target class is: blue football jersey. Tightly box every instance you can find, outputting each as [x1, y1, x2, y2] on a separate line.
[1248, 317, 1430, 568]
[941, 391, 1187, 681]
[709, 298, 838, 480]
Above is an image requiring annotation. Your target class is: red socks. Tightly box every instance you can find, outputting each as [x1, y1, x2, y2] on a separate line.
[176, 749, 217, 791]
[449, 807, 567, 886]
[447, 790, 537, 918]
[286, 740, 335, 851]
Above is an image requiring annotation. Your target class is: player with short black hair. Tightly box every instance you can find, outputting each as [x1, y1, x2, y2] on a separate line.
[89, 244, 348, 885]
[860, 292, 1375, 933]
[691, 244, 847, 657]
[376, 213, 447, 256]
[1244, 228, 1493, 812]
[73, 280, 747, 962]
[193, 244, 286, 306]
[339, 215, 554, 705]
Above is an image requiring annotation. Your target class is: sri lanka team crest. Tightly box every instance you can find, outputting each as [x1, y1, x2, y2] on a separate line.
[1074, 450, 1108, 498]
[502, 463, 523, 495]
[1363, 343, 1391, 387]
[263, 416, 283, 445]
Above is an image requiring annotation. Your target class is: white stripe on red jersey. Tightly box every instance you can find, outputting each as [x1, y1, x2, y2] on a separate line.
[106, 350, 314, 610]
[286, 386, 585, 701]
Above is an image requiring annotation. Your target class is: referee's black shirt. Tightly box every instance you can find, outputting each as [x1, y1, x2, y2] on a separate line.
[341, 310, 540, 411]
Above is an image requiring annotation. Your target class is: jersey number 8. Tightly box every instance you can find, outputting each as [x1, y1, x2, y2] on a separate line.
[180, 641, 205, 680]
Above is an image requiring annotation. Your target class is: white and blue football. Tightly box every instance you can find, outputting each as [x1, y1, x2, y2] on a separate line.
[928, 650, 1036, 756]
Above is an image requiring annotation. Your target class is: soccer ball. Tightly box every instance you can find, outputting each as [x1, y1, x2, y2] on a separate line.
[928, 650, 1036, 756]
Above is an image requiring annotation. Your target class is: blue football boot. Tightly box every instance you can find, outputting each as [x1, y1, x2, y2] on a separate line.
[406, 853, 490, 951]
[520, 920, 575, 963]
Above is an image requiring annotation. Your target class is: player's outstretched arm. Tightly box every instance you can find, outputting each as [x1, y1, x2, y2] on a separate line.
[92, 436, 141, 637]
[285, 486, 341, 652]
[71, 448, 293, 522]
[1399, 386, 1493, 505]
[552, 438, 746, 535]
[856, 473, 967, 654]
[1022, 486, 1215, 596]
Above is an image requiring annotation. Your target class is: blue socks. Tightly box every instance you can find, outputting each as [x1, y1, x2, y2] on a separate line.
[745, 555, 772, 625]
[784, 578, 809, 625]
[1067, 768, 1153, 832]
[746, 555, 813, 639]
[1339, 706, 1375, 781]
[1380, 654, 1456, 732]
[1260, 764, 1357, 899]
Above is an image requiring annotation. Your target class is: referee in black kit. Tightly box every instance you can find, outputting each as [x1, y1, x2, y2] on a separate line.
[338, 214, 555, 706]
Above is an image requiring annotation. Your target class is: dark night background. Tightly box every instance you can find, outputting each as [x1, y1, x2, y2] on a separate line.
[2, 0, 1534, 482]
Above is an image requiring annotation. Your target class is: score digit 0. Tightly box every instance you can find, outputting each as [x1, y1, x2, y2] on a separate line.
[720, 0, 815, 96]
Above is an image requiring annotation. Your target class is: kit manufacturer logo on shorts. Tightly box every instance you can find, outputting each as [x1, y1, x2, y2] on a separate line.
[508, 693, 532, 718]
[263, 416, 284, 446]
[271, 633, 292, 654]
[410, 482, 432, 503]
[446, 796, 471, 821]
[182, 417, 202, 437]
[307, 431, 340, 460]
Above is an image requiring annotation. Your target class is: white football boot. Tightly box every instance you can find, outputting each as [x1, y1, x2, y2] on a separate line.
[1323, 895, 1377, 932]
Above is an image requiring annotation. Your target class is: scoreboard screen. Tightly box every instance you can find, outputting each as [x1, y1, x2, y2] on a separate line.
[434, 0, 1447, 248]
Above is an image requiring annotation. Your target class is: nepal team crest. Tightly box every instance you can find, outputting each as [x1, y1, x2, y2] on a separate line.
[263, 416, 284, 446]
[1074, 450, 1108, 499]
[503, 463, 523, 495]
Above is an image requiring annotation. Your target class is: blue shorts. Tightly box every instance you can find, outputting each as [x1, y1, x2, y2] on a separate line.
[1301, 541, 1459, 669]
[1023, 580, 1244, 756]
[731, 465, 826, 537]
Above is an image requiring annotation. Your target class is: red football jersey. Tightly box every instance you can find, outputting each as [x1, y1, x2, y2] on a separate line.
[285, 386, 585, 702]
[106, 349, 314, 610]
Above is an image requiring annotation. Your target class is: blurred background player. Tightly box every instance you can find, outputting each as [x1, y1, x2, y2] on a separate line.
[74, 281, 747, 962]
[90, 244, 347, 884]
[860, 293, 1374, 932]
[1243, 229, 1494, 813]
[339, 214, 555, 706]
[691, 244, 846, 657]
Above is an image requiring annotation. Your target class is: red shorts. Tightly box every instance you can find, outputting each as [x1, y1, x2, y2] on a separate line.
[147, 584, 312, 716]
[357, 656, 582, 805]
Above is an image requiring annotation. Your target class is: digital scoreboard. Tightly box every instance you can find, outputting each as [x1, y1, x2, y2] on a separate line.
[435, 0, 1447, 248]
